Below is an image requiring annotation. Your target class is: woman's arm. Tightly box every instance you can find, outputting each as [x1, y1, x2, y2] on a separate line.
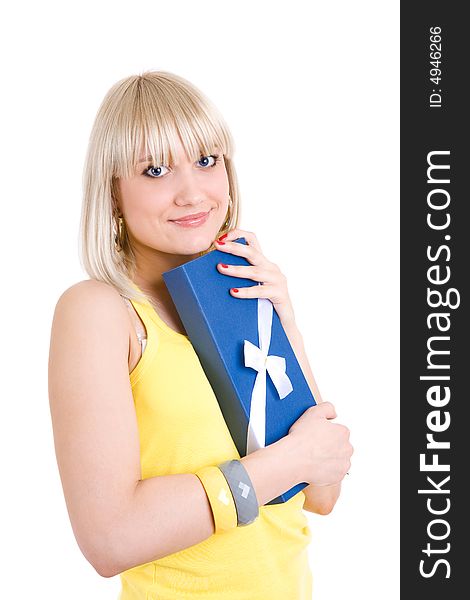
[48, 280, 304, 578]
[282, 320, 342, 515]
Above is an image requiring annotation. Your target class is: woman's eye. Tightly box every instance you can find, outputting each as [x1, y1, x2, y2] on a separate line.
[198, 155, 218, 168]
[144, 165, 170, 178]
[143, 155, 219, 177]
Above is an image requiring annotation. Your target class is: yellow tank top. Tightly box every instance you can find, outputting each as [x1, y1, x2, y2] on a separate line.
[118, 286, 313, 600]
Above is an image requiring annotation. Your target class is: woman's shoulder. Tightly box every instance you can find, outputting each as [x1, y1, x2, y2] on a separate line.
[57, 278, 122, 303]
[53, 279, 129, 330]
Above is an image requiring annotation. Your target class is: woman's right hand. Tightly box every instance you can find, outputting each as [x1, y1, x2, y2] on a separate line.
[287, 402, 353, 487]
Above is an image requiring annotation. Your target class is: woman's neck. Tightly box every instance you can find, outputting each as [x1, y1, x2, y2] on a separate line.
[132, 271, 187, 335]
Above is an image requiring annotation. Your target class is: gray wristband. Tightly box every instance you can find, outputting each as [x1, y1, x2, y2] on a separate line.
[218, 459, 259, 526]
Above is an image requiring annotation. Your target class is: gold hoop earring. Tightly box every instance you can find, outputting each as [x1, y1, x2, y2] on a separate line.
[223, 195, 233, 229]
[115, 216, 124, 252]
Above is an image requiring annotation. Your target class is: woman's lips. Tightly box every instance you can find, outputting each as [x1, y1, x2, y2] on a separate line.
[170, 210, 210, 228]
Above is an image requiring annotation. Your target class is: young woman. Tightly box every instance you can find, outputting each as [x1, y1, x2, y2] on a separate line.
[48, 70, 353, 599]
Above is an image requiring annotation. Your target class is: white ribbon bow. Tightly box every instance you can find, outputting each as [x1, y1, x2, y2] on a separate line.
[243, 297, 293, 454]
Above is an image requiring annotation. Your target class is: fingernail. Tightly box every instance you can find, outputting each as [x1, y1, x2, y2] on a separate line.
[220, 263, 229, 268]
[216, 239, 225, 245]
[217, 233, 228, 242]
[231, 288, 239, 293]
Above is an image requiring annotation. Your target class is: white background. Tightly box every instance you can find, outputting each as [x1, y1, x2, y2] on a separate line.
[0, 1, 399, 598]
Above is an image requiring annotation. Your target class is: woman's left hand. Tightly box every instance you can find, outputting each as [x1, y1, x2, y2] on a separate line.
[214, 229, 296, 329]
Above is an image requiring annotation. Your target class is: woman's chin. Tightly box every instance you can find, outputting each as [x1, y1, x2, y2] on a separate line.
[175, 234, 217, 256]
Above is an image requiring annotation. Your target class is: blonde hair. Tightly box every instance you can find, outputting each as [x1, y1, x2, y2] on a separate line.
[79, 70, 241, 304]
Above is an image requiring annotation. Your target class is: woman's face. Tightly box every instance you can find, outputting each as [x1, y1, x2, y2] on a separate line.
[116, 135, 230, 258]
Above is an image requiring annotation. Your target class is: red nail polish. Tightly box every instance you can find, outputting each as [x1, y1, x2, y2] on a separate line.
[218, 233, 228, 241]
[220, 263, 229, 268]
[232, 288, 239, 293]
[216, 240, 225, 245]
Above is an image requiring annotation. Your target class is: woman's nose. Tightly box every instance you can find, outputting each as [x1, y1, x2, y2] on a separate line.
[173, 171, 204, 206]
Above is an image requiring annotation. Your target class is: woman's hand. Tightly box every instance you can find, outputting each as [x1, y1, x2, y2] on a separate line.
[287, 402, 352, 487]
[214, 229, 296, 328]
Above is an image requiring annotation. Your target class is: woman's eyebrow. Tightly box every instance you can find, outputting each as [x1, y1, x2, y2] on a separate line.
[138, 149, 220, 164]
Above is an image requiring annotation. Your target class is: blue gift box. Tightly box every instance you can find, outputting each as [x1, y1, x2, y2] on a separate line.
[162, 238, 316, 504]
